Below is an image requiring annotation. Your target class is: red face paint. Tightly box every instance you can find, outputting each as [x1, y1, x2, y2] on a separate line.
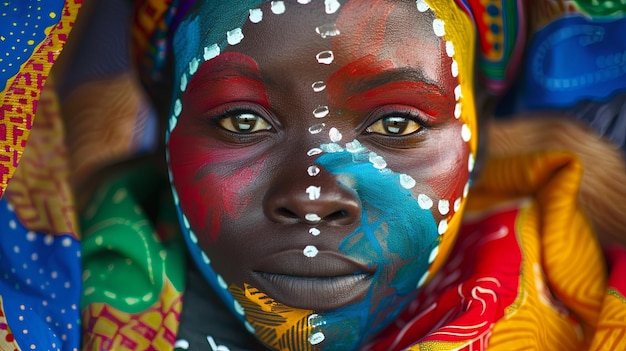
[169, 52, 270, 243]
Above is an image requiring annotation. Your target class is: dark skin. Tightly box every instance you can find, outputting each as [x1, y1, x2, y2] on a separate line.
[169, 1, 472, 339]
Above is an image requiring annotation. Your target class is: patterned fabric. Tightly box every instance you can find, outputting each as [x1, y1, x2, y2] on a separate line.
[0, 0, 81, 198]
[0, 1, 625, 350]
[77, 151, 626, 350]
[79, 161, 185, 350]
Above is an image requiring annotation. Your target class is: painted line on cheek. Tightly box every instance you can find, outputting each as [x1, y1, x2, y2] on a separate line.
[303, 245, 319, 257]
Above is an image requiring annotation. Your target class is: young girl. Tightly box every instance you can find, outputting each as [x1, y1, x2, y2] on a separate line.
[1, 0, 625, 350]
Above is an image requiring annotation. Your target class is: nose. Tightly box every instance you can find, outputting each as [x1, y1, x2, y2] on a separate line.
[263, 167, 361, 226]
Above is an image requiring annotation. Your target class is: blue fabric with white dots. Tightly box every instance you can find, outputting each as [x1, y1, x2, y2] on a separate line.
[0, 0, 65, 91]
[0, 197, 81, 351]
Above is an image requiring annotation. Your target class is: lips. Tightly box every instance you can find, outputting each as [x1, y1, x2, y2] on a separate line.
[251, 250, 375, 310]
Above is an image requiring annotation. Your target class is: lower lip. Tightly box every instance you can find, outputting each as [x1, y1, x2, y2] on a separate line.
[252, 272, 372, 310]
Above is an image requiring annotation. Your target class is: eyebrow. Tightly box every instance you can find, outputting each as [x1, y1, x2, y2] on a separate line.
[345, 67, 444, 97]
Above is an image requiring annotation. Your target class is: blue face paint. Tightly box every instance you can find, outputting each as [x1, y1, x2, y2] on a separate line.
[309, 140, 440, 350]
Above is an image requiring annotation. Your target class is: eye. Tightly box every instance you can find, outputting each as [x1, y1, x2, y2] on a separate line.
[366, 116, 422, 136]
[218, 112, 272, 133]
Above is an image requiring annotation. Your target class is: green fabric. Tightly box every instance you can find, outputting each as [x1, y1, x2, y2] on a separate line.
[80, 162, 186, 313]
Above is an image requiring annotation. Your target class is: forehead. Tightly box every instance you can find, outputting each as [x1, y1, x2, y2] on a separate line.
[219, 1, 443, 69]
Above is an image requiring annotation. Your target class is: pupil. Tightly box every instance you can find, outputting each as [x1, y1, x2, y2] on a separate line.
[233, 113, 257, 131]
[383, 117, 408, 134]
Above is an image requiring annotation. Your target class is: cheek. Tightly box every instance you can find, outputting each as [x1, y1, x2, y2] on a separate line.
[423, 128, 471, 200]
[168, 126, 266, 242]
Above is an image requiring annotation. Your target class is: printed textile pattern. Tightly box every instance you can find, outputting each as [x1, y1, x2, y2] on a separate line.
[0, 0, 81, 198]
[80, 162, 186, 351]
[366, 152, 626, 351]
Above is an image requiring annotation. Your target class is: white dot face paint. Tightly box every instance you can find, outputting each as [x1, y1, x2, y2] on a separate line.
[451, 60, 459, 77]
[309, 331, 326, 345]
[307, 148, 323, 156]
[316, 50, 334, 64]
[368, 153, 387, 169]
[329, 127, 342, 142]
[454, 198, 462, 212]
[438, 200, 450, 216]
[454, 85, 462, 101]
[468, 153, 475, 172]
[306, 186, 322, 200]
[417, 271, 429, 288]
[324, 0, 341, 14]
[418, 194, 433, 210]
[227, 28, 244, 45]
[315, 23, 341, 38]
[303, 245, 319, 257]
[399, 174, 416, 189]
[249, 8, 263, 23]
[305, 213, 322, 223]
[433, 18, 445, 37]
[307, 165, 320, 176]
[309, 228, 321, 236]
[454, 103, 462, 119]
[180, 74, 188, 92]
[271, 1, 286, 14]
[416, 0, 430, 12]
[461, 124, 471, 142]
[309, 123, 326, 134]
[204, 44, 220, 61]
[428, 246, 439, 264]
[445, 41, 455, 57]
[173, 99, 182, 118]
[312, 81, 326, 92]
[189, 58, 199, 74]
[313, 105, 330, 118]
[438, 220, 448, 235]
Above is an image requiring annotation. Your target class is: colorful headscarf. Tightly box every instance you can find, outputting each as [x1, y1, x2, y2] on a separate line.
[1, 1, 625, 351]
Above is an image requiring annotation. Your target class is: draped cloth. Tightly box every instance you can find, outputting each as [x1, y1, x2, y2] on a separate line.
[0, 1, 625, 350]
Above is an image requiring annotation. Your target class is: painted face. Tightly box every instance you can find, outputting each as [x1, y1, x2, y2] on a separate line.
[168, 0, 476, 350]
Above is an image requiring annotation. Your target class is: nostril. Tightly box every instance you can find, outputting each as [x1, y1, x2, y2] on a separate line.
[276, 207, 299, 220]
[325, 210, 348, 222]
